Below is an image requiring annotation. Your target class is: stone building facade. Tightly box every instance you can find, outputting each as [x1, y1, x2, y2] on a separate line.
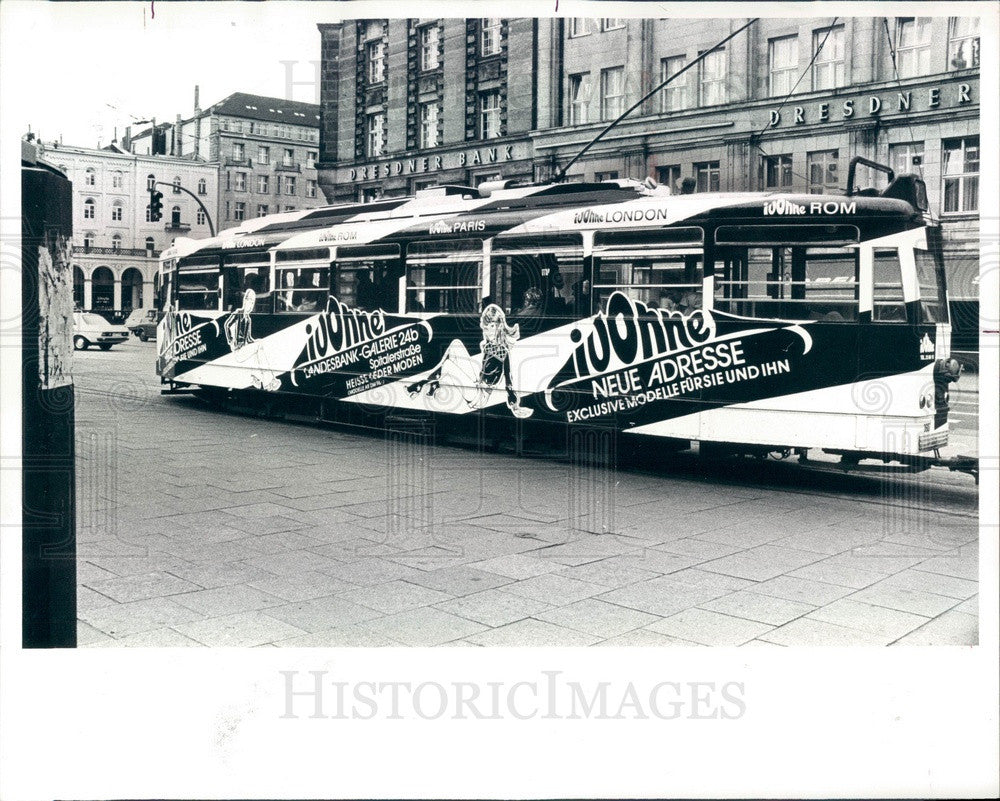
[40, 142, 219, 320]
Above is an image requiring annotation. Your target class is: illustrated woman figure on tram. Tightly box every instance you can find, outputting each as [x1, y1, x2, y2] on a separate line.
[406, 303, 533, 418]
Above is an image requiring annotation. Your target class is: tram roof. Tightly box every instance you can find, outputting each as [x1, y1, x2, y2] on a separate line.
[166, 179, 927, 263]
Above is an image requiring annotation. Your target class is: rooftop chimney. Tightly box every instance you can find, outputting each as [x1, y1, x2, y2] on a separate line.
[194, 85, 200, 114]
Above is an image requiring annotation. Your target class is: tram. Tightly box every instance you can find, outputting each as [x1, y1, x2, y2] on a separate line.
[156, 158, 966, 471]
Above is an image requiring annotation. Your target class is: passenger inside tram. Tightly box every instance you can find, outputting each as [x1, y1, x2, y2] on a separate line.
[355, 268, 377, 310]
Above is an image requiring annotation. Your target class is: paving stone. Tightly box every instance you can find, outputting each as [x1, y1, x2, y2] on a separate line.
[555, 559, 660, 588]
[244, 549, 344, 577]
[79, 597, 205, 638]
[651, 538, 746, 561]
[172, 585, 285, 617]
[77, 620, 114, 646]
[891, 610, 978, 646]
[337, 580, 453, 615]
[501, 573, 607, 605]
[788, 560, 889, 590]
[806, 599, 930, 641]
[846, 583, 964, 619]
[265, 595, 383, 632]
[270, 626, 404, 647]
[246, 571, 356, 602]
[464, 618, 601, 647]
[355, 607, 489, 646]
[434, 589, 554, 628]
[758, 618, 890, 647]
[92, 628, 204, 647]
[698, 591, 816, 627]
[172, 612, 308, 647]
[645, 609, 774, 646]
[469, 553, 562, 580]
[595, 629, 700, 647]
[162, 562, 277, 590]
[699, 545, 825, 582]
[323, 556, 423, 586]
[77, 585, 119, 612]
[84, 571, 203, 603]
[911, 554, 979, 581]
[402, 565, 513, 596]
[750, 575, 857, 606]
[535, 598, 660, 638]
[596, 576, 733, 618]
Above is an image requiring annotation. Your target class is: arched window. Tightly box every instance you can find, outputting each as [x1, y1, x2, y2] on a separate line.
[73, 265, 85, 309]
[83, 232, 95, 250]
[171, 205, 181, 227]
[83, 198, 96, 220]
[111, 200, 124, 222]
[145, 236, 156, 254]
[85, 168, 96, 186]
[147, 173, 156, 191]
[121, 267, 144, 311]
[197, 178, 207, 195]
[91, 266, 114, 311]
[173, 176, 182, 194]
[111, 234, 122, 252]
[112, 171, 123, 189]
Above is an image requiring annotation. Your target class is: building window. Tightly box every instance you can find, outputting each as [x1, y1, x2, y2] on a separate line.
[146, 174, 156, 191]
[284, 175, 297, 196]
[895, 18, 932, 78]
[812, 26, 845, 90]
[949, 17, 980, 70]
[659, 56, 687, 112]
[83, 198, 95, 219]
[600, 66, 625, 120]
[698, 49, 727, 106]
[568, 18, 591, 38]
[761, 154, 793, 189]
[601, 19, 624, 31]
[257, 175, 269, 193]
[568, 73, 592, 125]
[657, 165, 681, 192]
[307, 179, 318, 198]
[196, 209, 206, 225]
[170, 176, 180, 194]
[111, 202, 123, 222]
[479, 91, 501, 140]
[594, 170, 619, 182]
[360, 187, 382, 203]
[367, 39, 385, 83]
[197, 178, 207, 195]
[83, 232, 95, 249]
[145, 236, 155, 253]
[111, 234, 122, 252]
[694, 161, 720, 192]
[232, 142, 245, 161]
[257, 204, 269, 217]
[283, 148, 295, 167]
[234, 172, 247, 192]
[942, 137, 979, 214]
[171, 206, 181, 227]
[257, 145, 270, 164]
[284, 205, 296, 212]
[306, 150, 317, 168]
[769, 36, 799, 97]
[112, 171, 123, 189]
[807, 149, 839, 193]
[233, 202, 245, 221]
[85, 168, 95, 186]
[367, 112, 385, 157]
[419, 102, 440, 149]
[889, 142, 924, 176]
[481, 18, 501, 56]
[419, 25, 439, 71]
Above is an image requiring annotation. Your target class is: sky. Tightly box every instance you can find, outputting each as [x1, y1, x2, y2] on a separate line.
[1, 1, 347, 148]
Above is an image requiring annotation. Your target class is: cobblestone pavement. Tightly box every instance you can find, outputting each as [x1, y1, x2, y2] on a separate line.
[73, 340, 980, 647]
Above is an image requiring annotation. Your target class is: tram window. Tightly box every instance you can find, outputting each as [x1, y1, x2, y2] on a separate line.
[914, 248, 948, 323]
[491, 249, 584, 321]
[406, 240, 481, 314]
[715, 246, 858, 321]
[592, 252, 703, 312]
[333, 259, 402, 312]
[222, 258, 271, 311]
[177, 256, 220, 311]
[872, 249, 906, 322]
[275, 265, 329, 313]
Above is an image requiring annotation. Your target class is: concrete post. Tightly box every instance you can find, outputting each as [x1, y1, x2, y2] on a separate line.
[113, 277, 122, 313]
[83, 277, 93, 310]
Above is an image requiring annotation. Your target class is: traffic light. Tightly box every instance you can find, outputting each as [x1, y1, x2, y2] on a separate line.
[149, 189, 163, 222]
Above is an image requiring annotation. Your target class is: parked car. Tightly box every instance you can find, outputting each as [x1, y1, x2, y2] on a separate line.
[124, 308, 162, 342]
[72, 312, 129, 350]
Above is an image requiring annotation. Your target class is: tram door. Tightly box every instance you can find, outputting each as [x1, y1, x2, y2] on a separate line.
[332, 244, 402, 312]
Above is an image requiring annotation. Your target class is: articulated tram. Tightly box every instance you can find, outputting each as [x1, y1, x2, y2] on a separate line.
[156, 160, 965, 471]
